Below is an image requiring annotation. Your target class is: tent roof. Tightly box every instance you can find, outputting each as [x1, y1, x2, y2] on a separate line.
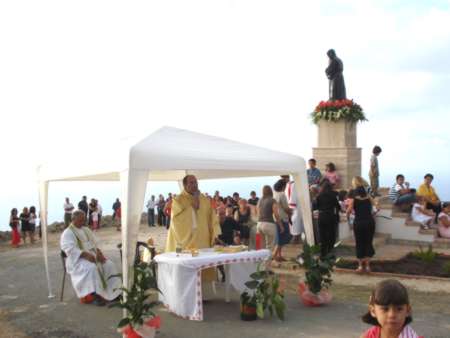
[38, 126, 305, 182]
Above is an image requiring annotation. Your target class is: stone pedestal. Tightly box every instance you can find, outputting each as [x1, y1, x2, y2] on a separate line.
[312, 120, 361, 190]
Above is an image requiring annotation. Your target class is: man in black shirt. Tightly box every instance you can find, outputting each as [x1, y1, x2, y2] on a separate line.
[112, 198, 121, 219]
[247, 191, 259, 206]
[78, 196, 89, 225]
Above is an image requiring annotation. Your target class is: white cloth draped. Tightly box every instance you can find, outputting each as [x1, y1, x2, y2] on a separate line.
[154, 249, 270, 320]
[60, 226, 121, 300]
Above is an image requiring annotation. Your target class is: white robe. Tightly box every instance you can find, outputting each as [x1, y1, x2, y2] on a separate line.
[60, 226, 121, 300]
[285, 181, 304, 236]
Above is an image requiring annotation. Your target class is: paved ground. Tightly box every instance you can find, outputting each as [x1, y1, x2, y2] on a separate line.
[1, 226, 450, 338]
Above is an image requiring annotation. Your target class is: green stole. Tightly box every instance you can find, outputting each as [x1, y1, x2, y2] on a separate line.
[69, 225, 107, 290]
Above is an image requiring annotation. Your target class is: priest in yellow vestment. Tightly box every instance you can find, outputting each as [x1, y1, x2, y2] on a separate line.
[165, 175, 221, 252]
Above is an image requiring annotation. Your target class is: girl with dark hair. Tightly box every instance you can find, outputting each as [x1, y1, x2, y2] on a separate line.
[234, 199, 253, 246]
[28, 206, 37, 244]
[361, 279, 423, 338]
[347, 186, 376, 272]
[256, 185, 284, 256]
[314, 180, 340, 257]
[9, 208, 21, 247]
[272, 179, 292, 261]
[324, 162, 340, 188]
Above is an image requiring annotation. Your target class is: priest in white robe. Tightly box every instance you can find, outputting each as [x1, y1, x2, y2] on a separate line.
[282, 175, 304, 243]
[60, 210, 121, 302]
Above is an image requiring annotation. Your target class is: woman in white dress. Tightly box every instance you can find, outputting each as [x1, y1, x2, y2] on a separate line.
[411, 196, 435, 229]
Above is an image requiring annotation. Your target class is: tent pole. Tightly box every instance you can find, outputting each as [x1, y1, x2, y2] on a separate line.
[293, 166, 314, 245]
[39, 180, 55, 298]
[177, 170, 187, 192]
[120, 169, 148, 310]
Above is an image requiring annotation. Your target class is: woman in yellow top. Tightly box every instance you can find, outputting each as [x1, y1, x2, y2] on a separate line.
[417, 173, 441, 222]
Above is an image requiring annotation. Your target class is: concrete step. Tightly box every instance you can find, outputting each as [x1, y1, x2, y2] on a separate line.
[379, 203, 393, 210]
[378, 187, 390, 195]
[376, 196, 393, 210]
[434, 237, 450, 249]
[391, 211, 410, 218]
[341, 233, 390, 249]
[418, 228, 438, 236]
[404, 218, 420, 227]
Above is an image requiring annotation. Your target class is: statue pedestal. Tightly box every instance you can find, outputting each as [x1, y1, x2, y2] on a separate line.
[312, 120, 361, 189]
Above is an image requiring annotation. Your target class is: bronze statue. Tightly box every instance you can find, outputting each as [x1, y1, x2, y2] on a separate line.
[325, 49, 346, 100]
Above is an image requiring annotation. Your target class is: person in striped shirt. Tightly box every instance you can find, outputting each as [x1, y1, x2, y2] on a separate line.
[388, 174, 416, 207]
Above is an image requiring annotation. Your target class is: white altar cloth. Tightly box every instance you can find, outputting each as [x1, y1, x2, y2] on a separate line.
[154, 249, 270, 320]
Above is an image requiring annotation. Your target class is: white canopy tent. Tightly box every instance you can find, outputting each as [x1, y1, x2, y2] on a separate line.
[38, 126, 313, 297]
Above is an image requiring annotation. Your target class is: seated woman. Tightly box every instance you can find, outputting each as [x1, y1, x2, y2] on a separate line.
[323, 162, 340, 188]
[417, 173, 441, 222]
[411, 196, 435, 230]
[218, 206, 240, 245]
[438, 202, 450, 238]
[234, 199, 254, 246]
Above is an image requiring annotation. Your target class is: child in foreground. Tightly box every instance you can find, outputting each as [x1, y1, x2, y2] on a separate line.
[361, 279, 424, 338]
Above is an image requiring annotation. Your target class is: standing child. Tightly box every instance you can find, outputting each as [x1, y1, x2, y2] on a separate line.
[369, 146, 382, 197]
[411, 196, 435, 230]
[324, 162, 340, 188]
[361, 279, 423, 338]
[9, 208, 21, 248]
[28, 206, 37, 244]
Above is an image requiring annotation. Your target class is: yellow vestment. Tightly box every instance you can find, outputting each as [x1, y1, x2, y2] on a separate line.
[165, 190, 221, 252]
[165, 190, 221, 282]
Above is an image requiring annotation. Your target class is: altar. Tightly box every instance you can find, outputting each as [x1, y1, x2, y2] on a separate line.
[154, 249, 271, 321]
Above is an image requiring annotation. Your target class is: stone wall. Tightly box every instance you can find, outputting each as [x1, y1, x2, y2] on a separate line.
[313, 120, 361, 190]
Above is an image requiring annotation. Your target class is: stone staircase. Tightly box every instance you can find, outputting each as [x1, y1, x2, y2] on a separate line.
[375, 188, 450, 249]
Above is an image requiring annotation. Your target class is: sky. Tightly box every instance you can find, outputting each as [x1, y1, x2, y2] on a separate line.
[0, 0, 449, 229]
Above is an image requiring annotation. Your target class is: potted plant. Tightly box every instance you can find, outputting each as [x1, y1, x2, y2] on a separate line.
[240, 263, 286, 321]
[110, 261, 161, 338]
[240, 291, 257, 321]
[296, 240, 338, 307]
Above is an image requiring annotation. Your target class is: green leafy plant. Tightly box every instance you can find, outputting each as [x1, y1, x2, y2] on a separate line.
[443, 261, 450, 276]
[297, 241, 338, 294]
[412, 244, 437, 263]
[109, 261, 161, 329]
[241, 263, 286, 320]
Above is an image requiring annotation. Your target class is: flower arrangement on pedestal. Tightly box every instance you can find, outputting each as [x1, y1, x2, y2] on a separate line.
[311, 99, 367, 124]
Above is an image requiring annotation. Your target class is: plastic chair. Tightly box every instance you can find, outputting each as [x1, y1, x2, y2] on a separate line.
[117, 241, 157, 279]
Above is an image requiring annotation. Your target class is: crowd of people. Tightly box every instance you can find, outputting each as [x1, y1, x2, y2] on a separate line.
[64, 196, 123, 232]
[388, 173, 450, 238]
[53, 173, 427, 336]
[8, 206, 38, 247]
[8, 147, 450, 260]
